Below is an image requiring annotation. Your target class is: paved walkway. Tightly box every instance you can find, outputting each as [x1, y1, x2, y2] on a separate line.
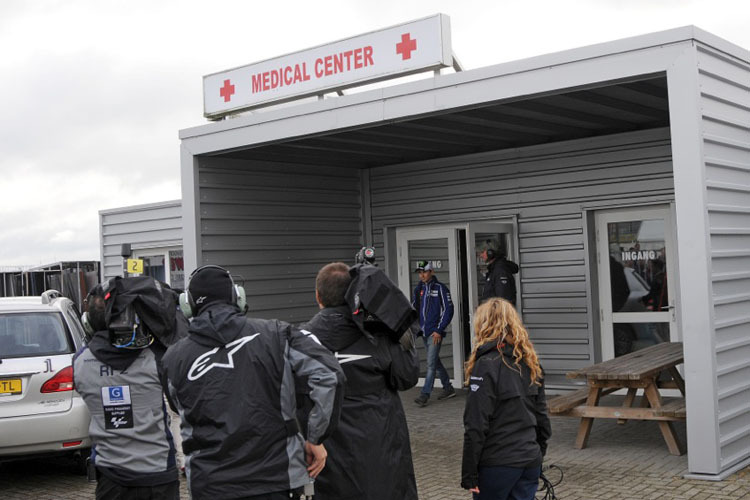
[3, 387, 749, 499]
[404, 387, 750, 499]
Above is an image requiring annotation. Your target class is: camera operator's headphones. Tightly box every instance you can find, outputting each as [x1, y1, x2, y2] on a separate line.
[81, 279, 116, 337]
[81, 309, 96, 338]
[179, 265, 247, 319]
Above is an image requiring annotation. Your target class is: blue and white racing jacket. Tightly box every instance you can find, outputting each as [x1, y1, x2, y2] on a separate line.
[411, 277, 454, 337]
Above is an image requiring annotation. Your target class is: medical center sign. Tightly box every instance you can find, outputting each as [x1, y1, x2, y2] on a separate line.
[203, 14, 452, 118]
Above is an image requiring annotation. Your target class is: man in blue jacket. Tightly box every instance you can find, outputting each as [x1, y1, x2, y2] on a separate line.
[411, 260, 455, 407]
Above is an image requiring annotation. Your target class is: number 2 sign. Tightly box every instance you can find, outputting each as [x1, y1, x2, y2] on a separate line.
[127, 259, 144, 274]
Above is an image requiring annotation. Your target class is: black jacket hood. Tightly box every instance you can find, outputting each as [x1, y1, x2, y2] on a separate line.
[475, 339, 509, 360]
[303, 305, 367, 351]
[488, 258, 519, 275]
[188, 303, 248, 348]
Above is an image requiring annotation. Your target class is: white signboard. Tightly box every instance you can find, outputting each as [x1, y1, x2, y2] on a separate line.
[203, 14, 452, 118]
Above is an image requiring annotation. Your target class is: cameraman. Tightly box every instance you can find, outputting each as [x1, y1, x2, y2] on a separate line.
[300, 262, 419, 500]
[73, 277, 181, 500]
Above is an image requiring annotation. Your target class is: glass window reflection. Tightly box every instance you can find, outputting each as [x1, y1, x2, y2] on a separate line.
[607, 219, 669, 312]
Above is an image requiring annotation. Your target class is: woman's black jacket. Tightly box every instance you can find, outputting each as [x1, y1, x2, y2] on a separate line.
[461, 340, 551, 489]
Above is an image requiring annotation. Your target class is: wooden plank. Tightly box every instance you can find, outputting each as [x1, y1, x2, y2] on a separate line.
[547, 388, 590, 413]
[555, 405, 685, 421]
[589, 379, 650, 388]
[574, 387, 601, 449]
[618, 388, 638, 425]
[657, 380, 679, 389]
[606, 344, 683, 380]
[566, 342, 683, 380]
[654, 398, 687, 418]
[644, 383, 686, 455]
[548, 387, 618, 413]
[667, 366, 686, 395]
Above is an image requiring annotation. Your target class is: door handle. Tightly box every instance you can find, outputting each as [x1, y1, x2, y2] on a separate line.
[664, 303, 676, 322]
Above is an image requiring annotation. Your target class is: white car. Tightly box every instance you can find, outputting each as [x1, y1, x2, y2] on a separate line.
[0, 290, 91, 465]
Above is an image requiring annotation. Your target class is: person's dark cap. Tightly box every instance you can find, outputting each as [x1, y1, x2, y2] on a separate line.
[189, 266, 234, 312]
[414, 260, 434, 272]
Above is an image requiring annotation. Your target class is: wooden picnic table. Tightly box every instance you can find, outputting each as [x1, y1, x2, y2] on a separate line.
[548, 342, 686, 455]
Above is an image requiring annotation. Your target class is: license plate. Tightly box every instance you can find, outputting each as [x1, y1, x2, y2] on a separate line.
[0, 378, 22, 396]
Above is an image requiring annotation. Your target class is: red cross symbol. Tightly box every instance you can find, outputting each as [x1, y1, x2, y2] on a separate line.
[219, 79, 235, 102]
[396, 33, 417, 60]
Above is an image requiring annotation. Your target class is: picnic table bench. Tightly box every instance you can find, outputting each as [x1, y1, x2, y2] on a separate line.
[547, 341, 686, 455]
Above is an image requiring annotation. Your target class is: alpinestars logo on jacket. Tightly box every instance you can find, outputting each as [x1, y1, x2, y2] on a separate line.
[187, 334, 260, 380]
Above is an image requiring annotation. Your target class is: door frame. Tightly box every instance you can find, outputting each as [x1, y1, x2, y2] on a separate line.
[595, 205, 678, 361]
[396, 226, 463, 385]
[466, 220, 519, 325]
[395, 218, 518, 387]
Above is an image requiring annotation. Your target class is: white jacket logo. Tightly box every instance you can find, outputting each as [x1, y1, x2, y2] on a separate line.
[110, 416, 128, 428]
[188, 334, 260, 381]
[334, 353, 372, 364]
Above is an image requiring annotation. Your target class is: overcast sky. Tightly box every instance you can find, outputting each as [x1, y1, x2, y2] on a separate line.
[1, 0, 748, 267]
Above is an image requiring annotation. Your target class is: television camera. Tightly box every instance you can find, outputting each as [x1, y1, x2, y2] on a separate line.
[347, 247, 419, 350]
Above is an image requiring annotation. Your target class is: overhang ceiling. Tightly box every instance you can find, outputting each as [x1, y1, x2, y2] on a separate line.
[213, 75, 670, 168]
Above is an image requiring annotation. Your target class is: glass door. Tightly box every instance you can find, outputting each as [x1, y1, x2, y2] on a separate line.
[396, 227, 462, 386]
[596, 206, 677, 360]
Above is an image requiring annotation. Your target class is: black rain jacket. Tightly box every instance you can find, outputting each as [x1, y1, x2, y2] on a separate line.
[161, 303, 344, 500]
[480, 258, 519, 305]
[461, 341, 551, 490]
[300, 305, 419, 500]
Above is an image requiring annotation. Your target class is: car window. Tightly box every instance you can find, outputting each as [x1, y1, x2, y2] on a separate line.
[64, 303, 87, 345]
[0, 312, 73, 358]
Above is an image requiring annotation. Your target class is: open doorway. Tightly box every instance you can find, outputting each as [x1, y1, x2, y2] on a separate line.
[395, 220, 517, 387]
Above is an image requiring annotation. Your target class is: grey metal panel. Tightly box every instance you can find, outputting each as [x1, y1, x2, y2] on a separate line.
[101, 206, 183, 225]
[99, 201, 183, 281]
[197, 158, 362, 323]
[369, 129, 674, 381]
[698, 43, 750, 472]
[102, 229, 183, 247]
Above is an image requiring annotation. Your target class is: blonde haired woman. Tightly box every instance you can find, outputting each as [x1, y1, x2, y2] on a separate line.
[461, 298, 551, 500]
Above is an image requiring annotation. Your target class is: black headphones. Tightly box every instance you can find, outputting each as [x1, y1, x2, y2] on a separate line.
[179, 265, 247, 318]
[81, 279, 116, 337]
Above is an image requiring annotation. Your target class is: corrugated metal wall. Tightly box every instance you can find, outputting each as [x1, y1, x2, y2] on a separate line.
[370, 129, 675, 387]
[100, 201, 182, 281]
[697, 43, 750, 471]
[196, 158, 362, 324]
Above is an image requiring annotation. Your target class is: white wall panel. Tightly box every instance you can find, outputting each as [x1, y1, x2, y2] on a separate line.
[698, 42, 750, 472]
